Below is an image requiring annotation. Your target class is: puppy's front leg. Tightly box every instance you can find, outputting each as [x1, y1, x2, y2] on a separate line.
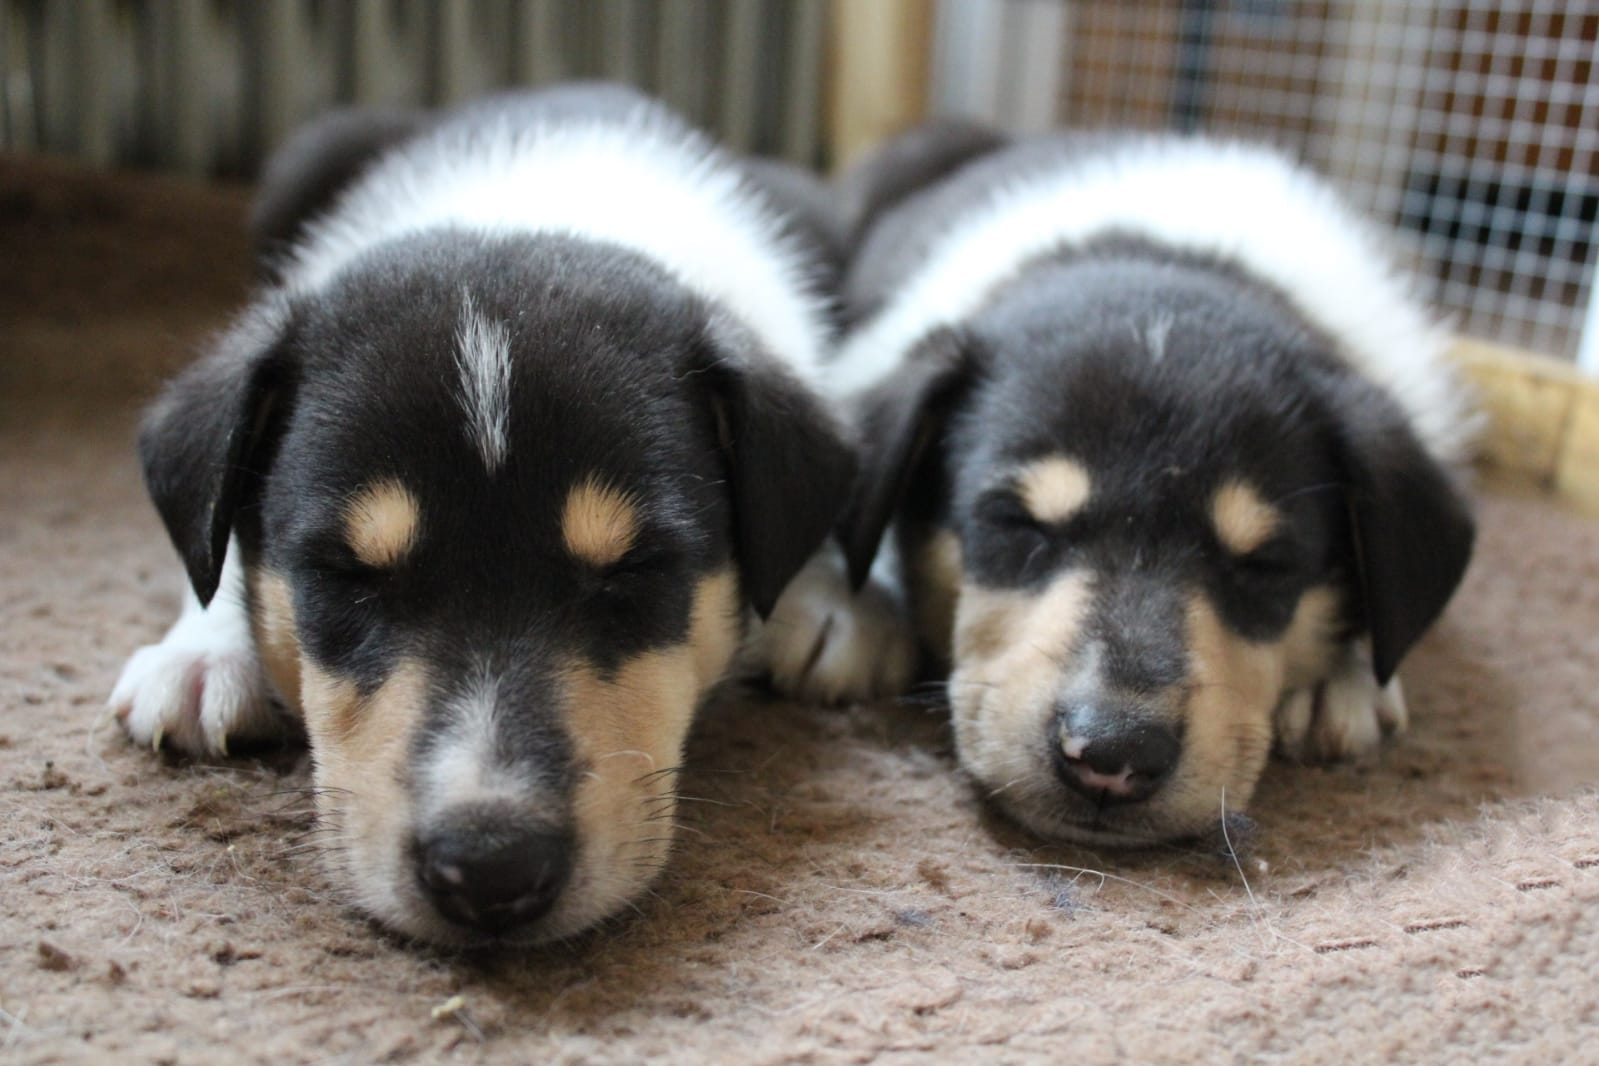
[1274, 639, 1408, 763]
[756, 541, 917, 705]
[109, 538, 282, 756]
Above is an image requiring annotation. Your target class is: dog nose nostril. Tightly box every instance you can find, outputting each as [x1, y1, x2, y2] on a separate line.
[1052, 705, 1180, 804]
[416, 827, 572, 934]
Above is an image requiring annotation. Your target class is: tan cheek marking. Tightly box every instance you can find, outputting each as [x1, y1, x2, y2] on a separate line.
[300, 658, 427, 921]
[562, 478, 640, 568]
[1017, 455, 1091, 525]
[300, 657, 428, 860]
[1176, 593, 1285, 812]
[1211, 479, 1280, 556]
[951, 571, 1093, 769]
[560, 569, 742, 874]
[563, 570, 740, 770]
[301, 658, 427, 758]
[688, 568, 743, 688]
[345, 480, 420, 568]
[1279, 584, 1343, 688]
[250, 568, 302, 710]
[911, 529, 962, 662]
[955, 571, 1091, 666]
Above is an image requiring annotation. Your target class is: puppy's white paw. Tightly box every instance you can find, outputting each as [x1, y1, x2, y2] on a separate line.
[760, 547, 917, 705]
[1274, 642, 1407, 763]
[109, 609, 277, 758]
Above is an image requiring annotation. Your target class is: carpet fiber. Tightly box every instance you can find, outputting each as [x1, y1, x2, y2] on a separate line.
[4, 156, 1597, 1064]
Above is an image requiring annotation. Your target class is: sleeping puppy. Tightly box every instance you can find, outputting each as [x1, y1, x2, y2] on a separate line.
[107, 84, 862, 945]
[833, 125, 1477, 846]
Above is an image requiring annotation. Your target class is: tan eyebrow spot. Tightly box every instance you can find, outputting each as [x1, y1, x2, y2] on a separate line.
[562, 477, 640, 567]
[1211, 479, 1280, 556]
[1016, 455, 1092, 524]
[344, 480, 420, 568]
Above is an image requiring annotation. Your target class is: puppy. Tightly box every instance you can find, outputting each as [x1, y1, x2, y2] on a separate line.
[833, 125, 1477, 845]
[108, 85, 864, 945]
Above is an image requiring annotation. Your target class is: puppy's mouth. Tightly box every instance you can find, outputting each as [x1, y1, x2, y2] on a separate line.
[316, 800, 667, 950]
[983, 749, 1226, 849]
[998, 791, 1236, 850]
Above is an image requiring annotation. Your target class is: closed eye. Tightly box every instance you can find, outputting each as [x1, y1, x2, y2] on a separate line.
[976, 492, 1047, 534]
[305, 542, 393, 579]
[602, 548, 670, 578]
[1233, 538, 1301, 579]
[972, 492, 1066, 582]
[589, 543, 684, 597]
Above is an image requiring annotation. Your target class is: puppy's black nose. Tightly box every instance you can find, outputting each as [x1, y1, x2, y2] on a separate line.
[416, 827, 572, 934]
[1052, 703, 1180, 804]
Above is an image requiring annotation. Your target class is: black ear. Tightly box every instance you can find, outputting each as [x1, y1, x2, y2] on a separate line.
[696, 315, 859, 618]
[1333, 382, 1476, 684]
[836, 328, 976, 588]
[250, 106, 427, 277]
[139, 298, 297, 606]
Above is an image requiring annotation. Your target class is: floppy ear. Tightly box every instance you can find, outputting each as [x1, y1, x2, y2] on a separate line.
[695, 315, 859, 618]
[836, 328, 976, 589]
[1332, 382, 1476, 684]
[139, 298, 297, 606]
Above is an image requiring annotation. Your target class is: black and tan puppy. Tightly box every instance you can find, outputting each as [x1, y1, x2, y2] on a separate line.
[107, 85, 866, 945]
[834, 125, 1477, 845]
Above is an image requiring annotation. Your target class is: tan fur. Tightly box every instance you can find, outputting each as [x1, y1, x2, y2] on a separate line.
[274, 565, 741, 942]
[553, 568, 741, 929]
[947, 563, 1344, 841]
[1210, 479, 1280, 556]
[1161, 593, 1283, 819]
[1017, 455, 1092, 525]
[344, 480, 421, 569]
[301, 657, 430, 927]
[249, 569, 302, 708]
[1279, 584, 1344, 687]
[949, 571, 1093, 810]
[562, 478, 640, 568]
[911, 530, 963, 661]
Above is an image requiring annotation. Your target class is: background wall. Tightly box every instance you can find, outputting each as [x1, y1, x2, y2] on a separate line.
[4, 0, 1596, 369]
[0, 0, 827, 173]
[931, 0, 1599, 370]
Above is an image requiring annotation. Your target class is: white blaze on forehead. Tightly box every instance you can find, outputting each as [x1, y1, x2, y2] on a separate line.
[1143, 312, 1175, 363]
[284, 109, 829, 388]
[455, 293, 514, 471]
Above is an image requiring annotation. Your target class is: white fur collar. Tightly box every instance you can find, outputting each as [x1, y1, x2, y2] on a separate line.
[283, 109, 830, 384]
[836, 138, 1474, 461]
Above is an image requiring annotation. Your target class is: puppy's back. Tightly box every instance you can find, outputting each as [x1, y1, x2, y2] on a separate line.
[282, 84, 833, 384]
[838, 131, 1475, 463]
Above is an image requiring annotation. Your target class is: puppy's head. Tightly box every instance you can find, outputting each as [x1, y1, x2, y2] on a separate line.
[141, 233, 854, 943]
[841, 252, 1473, 844]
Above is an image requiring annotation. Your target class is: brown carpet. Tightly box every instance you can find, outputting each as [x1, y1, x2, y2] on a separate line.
[4, 155, 1598, 1065]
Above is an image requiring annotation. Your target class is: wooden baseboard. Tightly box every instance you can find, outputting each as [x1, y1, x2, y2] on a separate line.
[1451, 337, 1599, 516]
[825, 0, 933, 170]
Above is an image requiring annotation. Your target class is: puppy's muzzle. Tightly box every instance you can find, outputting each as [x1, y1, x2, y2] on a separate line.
[1051, 700, 1181, 805]
[414, 814, 573, 935]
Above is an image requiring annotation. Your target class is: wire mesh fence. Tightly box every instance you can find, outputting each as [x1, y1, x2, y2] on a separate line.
[1050, 0, 1599, 364]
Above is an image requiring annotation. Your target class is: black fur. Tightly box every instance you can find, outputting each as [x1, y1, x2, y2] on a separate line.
[840, 132, 1475, 702]
[139, 297, 296, 606]
[139, 86, 855, 791]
